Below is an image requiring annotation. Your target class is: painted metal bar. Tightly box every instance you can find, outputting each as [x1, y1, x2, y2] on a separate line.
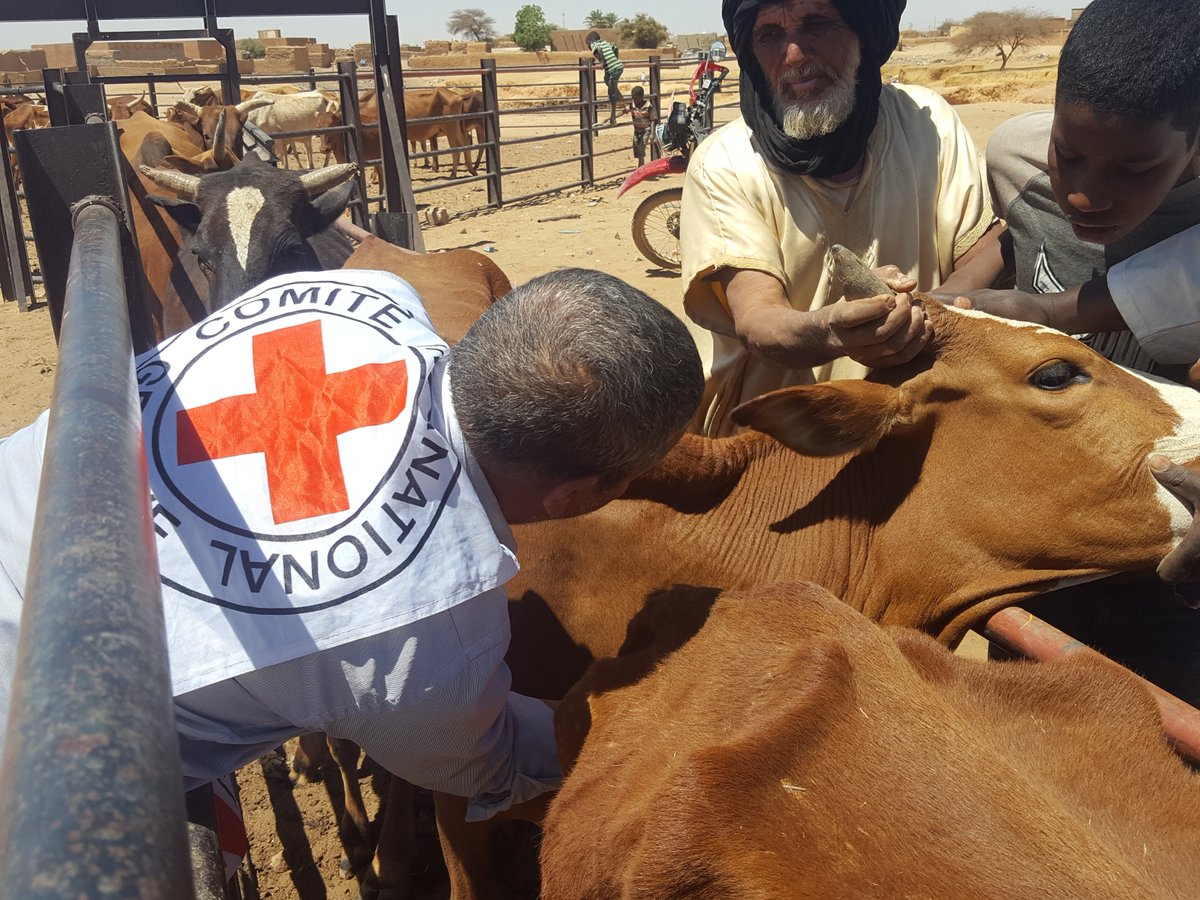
[0, 200, 193, 898]
[985, 606, 1200, 766]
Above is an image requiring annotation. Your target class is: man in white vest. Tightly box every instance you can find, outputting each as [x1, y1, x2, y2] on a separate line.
[0, 267, 703, 823]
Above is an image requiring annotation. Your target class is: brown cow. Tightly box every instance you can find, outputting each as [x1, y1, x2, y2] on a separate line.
[339, 228, 510, 343]
[430, 88, 486, 174]
[543, 581, 1200, 898]
[2, 102, 49, 189]
[165, 98, 271, 156]
[431, 301, 1200, 897]
[107, 93, 155, 120]
[343, 88, 473, 180]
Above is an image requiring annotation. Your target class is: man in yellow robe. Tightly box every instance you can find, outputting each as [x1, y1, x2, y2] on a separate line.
[683, 0, 992, 435]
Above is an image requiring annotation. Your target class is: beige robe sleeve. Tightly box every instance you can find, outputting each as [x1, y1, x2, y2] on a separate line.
[680, 122, 789, 339]
[926, 90, 993, 266]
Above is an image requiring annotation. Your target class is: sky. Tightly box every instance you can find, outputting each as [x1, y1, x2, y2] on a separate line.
[2, 1, 1084, 51]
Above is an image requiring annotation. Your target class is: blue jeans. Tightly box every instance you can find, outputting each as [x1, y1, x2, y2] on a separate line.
[604, 70, 623, 104]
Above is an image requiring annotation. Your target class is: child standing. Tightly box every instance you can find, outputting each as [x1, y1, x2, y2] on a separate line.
[626, 85, 656, 167]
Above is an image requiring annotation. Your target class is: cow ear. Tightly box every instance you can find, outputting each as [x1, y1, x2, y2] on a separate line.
[145, 194, 203, 233]
[731, 381, 911, 457]
[302, 182, 354, 235]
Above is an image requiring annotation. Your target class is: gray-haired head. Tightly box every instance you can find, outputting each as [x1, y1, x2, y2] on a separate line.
[450, 268, 703, 486]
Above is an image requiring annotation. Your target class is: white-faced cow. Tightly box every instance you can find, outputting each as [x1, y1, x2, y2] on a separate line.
[428, 300, 1200, 897]
[130, 156, 357, 340]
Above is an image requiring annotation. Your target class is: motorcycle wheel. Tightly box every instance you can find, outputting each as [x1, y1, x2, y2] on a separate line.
[631, 187, 684, 270]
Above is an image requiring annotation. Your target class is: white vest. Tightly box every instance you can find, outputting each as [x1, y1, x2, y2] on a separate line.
[137, 271, 517, 695]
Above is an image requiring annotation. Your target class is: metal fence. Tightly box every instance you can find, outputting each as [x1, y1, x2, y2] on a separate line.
[395, 55, 743, 218]
[0, 177, 193, 896]
[1, 54, 743, 305]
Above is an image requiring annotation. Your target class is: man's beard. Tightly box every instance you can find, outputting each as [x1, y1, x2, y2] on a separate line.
[774, 43, 861, 140]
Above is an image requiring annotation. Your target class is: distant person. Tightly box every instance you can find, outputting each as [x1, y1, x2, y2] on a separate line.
[587, 30, 624, 126]
[680, 0, 993, 436]
[624, 84, 657, 166]
[941, 0, 1200, 381]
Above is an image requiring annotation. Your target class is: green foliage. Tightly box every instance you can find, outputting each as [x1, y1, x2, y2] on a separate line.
[236, 38, 265, 60]
[586, 10, 620, 29]
[619, 13, 669, 49]
[950, 8, 1056, 70]
[447, 8, 498, 42]
[513, 4, 554, 51]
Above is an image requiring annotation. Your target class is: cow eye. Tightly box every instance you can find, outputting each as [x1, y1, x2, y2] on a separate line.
[1029, 360, 1090, 390]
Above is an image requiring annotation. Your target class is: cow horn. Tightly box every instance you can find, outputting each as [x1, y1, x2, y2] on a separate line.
[212, 107, 227, 159]
[187, 101, 203, 115]
[138, 165, 202, 200]
[235, 97, 272, 115]
[298, 163, 358, 199]
[828, 244, 896, 300]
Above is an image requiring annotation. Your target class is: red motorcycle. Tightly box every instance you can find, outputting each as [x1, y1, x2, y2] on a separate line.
[617, 43, 729, 269]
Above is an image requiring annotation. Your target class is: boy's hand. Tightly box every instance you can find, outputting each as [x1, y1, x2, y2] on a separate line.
[944, 289, 1053, 326]
[1149, 455, 1200, 585]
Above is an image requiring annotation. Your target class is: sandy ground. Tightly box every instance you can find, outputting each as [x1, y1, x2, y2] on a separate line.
[0, 40, 1053, 899]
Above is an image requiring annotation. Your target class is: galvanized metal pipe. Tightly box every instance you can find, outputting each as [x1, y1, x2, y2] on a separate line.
[0, 201, 193, 898]
[985, 606, 1200, 766]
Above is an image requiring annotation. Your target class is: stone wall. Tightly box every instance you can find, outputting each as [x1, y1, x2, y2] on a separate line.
[0, 49, 47, 71]
[252, 46, 311, 74]
[33, 43, 78, 69]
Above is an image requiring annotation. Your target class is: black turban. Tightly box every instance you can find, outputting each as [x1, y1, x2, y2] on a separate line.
[723, 0, 906, 176]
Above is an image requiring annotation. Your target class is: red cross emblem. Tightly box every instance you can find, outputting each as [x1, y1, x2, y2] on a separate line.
[175, 319, 409, 525]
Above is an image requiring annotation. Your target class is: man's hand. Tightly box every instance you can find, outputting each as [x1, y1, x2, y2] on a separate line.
[943, 289, 1054, 326]
[824, 265, 928, 369]
[824, 291, 931, 368]
[1149, 455, 1200, 584]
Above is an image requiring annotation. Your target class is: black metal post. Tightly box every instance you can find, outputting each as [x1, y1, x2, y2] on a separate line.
[481, 58, 503, 207]
[579, 58, 595, 187]
[0, 199, 193, 898]
[41, 68, 67, 126]
[337, 60, 370, 228]
[649, 55, 662, 161]
[0, 126, 32, 309]
[369, 8, 422, 250]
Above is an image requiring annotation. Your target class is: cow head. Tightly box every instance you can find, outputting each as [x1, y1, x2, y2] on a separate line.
[168, 98, 269, 154]
[137, 155, 356, 311]
[733, 301, 1200, 636]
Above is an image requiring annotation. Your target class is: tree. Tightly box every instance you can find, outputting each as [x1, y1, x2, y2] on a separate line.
[236, 38, 265, 59]
[446, 8, 498, 41]
[937, 18, 958, 33]
[513, 4, 554, 51]
[950, 8, 1056, 70]
[586, 10, 619, 29]
[619, 13, 669, 49]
